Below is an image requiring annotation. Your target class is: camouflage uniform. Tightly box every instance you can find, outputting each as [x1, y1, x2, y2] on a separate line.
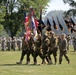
[33, 35, 43, 65]
[1, 37, 6, 51]
[17, 37, 22, 51]
[42, 35, 49, 64]
[26, 36, 34, 64]
[7, 37, 12, 51]
[73, 36, 76, 51]
[47, 32, 58, 64]
[66, 34, 71, 50]
[16, 37, 28, 64]
[58, 33, 70, 64]
[12, 37, 17, 51]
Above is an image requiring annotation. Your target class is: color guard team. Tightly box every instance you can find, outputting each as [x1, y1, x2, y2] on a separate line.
[0, 31, 76, 65]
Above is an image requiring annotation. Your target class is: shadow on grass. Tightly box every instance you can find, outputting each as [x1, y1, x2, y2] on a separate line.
[0, 63, 41, 66]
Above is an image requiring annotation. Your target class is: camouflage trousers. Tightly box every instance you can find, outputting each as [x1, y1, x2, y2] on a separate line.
[59, 50, 70, 63]
[47, 46, 58, 64]
[33, 48, 43, 64]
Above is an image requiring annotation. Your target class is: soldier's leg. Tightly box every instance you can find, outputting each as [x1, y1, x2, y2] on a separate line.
[59, 52, 63, 64]
[53, 47, 58, 64]
[26, 50, 31, 64]
[42, 50, 49, 64]
[38, 50, 46, 64]
[73, 44, 76, 51]
[33, 50, 38, 65]
[64, 52, 70, 64]
[53, 53, 57, 64]
[16, 50, 26, 64]
[30, 49, 37, 64]
[45, 55, 49, 64]
[47, 50, 53, 64]
[41, 53, 46, 64]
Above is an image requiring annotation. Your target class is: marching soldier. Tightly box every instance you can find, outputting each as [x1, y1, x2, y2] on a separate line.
[58, 33, 70, 64]
[16, 34, 28, 64]
[33, 34, 43, 65]
[47, 31, 58, 64]
[26, 33, 34, 64]
[1, 36, 6, 51]
[17, 37, 22, 51]
[42, 35, 49, 64]
[7, 37, 12, 51]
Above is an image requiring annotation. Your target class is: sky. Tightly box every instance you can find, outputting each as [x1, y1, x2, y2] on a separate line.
[46, 0, 70, 13]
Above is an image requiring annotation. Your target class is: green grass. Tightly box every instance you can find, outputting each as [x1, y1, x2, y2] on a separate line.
[0, 46, 76, 75]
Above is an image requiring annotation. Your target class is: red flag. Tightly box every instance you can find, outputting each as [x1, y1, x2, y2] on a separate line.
[34, 18, 39, 28]
[25, 26, 31, 41]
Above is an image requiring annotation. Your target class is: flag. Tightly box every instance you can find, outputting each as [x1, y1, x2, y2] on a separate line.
[63, 18, 71, 30]
[25, 26, 31, 41]
[30, 6, 34, 16]
[46, 18, 52, 31]
[31, 15, 38, 41]
[38, 8, 45, 33]
[23, 9, 31, 41]
[24, 10, 26, 20]
[57, 17, 63, 31]
[69, 17, 76, 33]
[34, 18, 39, 28]
[24, 15, 30, 29]
[63, 17, 76, 33]
[70, 17, 75, 26]
[52, 17, 58, 30]
[71, 27, 76, 33]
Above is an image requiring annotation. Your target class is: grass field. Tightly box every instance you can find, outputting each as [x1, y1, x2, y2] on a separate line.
[0, 46, 76, 75]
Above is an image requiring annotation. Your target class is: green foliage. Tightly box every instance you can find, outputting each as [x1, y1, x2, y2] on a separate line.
[19, 0, 50, 16]
[63, 0, 76, 16]
[0, 25, 4, 32]
[0, 0, 50, 38]
[0, 3, 6, 23]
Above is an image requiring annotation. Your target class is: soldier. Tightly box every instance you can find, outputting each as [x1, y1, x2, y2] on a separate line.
[72, 35, 76, 52]
[12, 36, 17, 51]
[7, 37, 12, 51]
[33, 34, 43, 65]
[47, 31, 58, 64]
[26, 33, 34, 64]
[1, 36, 6, 51]
[58, 33, 70, 64]
[17, 37, 22, 51]
[16, 34, 28, 64]
[66, 34, 71, 50]
[42, 35, 49, 64]
[0, 37, 2, 50]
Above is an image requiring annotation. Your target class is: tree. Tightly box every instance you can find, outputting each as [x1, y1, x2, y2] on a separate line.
[0, 1, 6, 34]
[63, 0, 76, 16]
[1, 0, 50, 38]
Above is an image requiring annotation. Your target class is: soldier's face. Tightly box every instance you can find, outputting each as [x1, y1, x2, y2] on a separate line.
[50, 34, 52, 37]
